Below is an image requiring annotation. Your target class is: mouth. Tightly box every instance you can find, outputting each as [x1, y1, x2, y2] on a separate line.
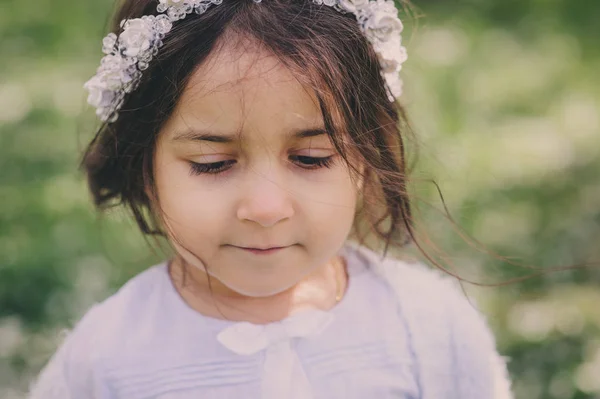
[233, 245, 289, 255]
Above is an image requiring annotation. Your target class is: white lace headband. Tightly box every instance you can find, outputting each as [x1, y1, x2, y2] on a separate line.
[84, 0, 408, 123]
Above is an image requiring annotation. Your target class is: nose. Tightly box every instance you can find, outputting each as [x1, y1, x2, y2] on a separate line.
[236, 168, 295, 227]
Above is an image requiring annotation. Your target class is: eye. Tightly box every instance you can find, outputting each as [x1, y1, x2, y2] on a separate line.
[188, 160, 236, 175]
[187, 155, 336, 176]
[290, 155, 336, 170]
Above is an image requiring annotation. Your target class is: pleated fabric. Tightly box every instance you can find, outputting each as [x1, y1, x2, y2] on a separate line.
[28, 241, 512, 399]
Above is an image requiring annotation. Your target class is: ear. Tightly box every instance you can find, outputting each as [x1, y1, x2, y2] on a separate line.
[143, 181, 158, 210]
[144, 185, 152, 202]
[355, 163, 365, 192]
[141, 152, 155, 204]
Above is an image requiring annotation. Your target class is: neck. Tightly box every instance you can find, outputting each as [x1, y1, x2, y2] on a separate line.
[168, 254, 347, 324]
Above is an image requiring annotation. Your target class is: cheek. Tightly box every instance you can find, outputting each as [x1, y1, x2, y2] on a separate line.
[154, 158, 230, 242]
[302, 169, 358, 232]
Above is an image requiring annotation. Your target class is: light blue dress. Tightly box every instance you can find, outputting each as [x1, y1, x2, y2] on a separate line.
[28, 242, 514, 399]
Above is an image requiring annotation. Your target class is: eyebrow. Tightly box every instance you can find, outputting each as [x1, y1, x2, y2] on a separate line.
[171, 127, 328, 143]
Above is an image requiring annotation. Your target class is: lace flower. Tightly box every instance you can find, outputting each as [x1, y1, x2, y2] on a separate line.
[338, 0, 370, 14]
[84, 0, 408, 122]
[363, 0, 404, 43]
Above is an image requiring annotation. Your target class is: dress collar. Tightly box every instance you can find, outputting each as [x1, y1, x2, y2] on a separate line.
[217, 308, 335, 355]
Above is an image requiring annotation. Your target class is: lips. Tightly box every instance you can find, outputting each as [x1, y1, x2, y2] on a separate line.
[242, 246, 284, 250]
[232, 245, 289, 255]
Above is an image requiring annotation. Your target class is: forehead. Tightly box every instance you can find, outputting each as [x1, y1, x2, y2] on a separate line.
[164, 37, 325, 142]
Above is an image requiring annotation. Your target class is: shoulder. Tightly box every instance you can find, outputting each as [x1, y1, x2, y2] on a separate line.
[27, 301, 107, 398]
[349, 243, 514, 399]
[67, 262, 169, 351]
[348, 243, 481, 314]
[28, 262, 169, 398]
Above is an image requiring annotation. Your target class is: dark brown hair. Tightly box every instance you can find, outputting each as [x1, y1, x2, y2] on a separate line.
[82, 0, 416, 252]
[80, 0, 593, 285]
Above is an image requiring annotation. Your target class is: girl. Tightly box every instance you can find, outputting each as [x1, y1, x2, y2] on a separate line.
[29, 0, 513, 398]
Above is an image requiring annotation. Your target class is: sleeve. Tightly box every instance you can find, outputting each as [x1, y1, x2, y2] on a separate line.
[27, 330, 75, 399]
[27, 304, 111, 399]
[442, 277, 514, 399]
[379, 258, 514, 399]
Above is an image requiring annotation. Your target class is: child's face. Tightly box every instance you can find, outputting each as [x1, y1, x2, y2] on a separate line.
[153, 40, 360, 298]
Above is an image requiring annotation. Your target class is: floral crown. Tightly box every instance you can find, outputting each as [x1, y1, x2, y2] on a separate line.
[84, 0, 408, 123]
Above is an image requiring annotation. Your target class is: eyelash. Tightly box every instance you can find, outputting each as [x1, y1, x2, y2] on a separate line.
[188, 155, 335, 176]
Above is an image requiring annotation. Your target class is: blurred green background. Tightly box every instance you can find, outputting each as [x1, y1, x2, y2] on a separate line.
[1, 0, 599, 397]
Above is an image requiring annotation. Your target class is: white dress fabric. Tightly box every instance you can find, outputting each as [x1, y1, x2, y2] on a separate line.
[28, 241, 514, 399]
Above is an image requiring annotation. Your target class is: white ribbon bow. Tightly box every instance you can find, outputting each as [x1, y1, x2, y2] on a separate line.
[217, 308, 335, 355]
[217, 309, 335, 399]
